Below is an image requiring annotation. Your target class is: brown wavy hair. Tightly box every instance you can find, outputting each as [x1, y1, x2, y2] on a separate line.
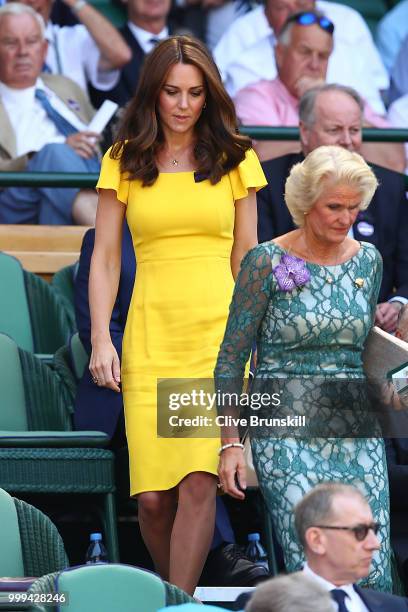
[111, 35, 251, 186]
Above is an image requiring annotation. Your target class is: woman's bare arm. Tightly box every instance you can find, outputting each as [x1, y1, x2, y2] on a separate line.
[89, 188, 126, 391]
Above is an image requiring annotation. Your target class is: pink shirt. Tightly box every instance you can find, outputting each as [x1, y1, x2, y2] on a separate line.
[234, 76, 390, 129]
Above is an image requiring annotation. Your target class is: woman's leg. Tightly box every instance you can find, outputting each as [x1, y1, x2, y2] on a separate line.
[169, 471, 217, 594]
[138, 489, 178, 580]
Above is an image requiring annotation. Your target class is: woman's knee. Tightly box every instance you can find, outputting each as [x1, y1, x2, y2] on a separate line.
[179, 472, 217, 507]
[138, 491, 176, 521]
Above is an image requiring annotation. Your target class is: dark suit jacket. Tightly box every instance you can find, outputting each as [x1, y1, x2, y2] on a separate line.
[257, 153, 408, 304]
[385, 433, 408, 578]
[73, 223, 135, 438]
[89, 24, 145, 108]
[354, 584, 408, 610]
[234, 582, 408, 611]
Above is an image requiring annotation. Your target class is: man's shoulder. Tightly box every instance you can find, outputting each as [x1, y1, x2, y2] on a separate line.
[43, 73, 87, 97]
[355, 585, 408, 610]
[215, 5, 268, 50]
[318, 0, 367, 26]
[370, 162, 406, 191]
[261, 153, 304, 181]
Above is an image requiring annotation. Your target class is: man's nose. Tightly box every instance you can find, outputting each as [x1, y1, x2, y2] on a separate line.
[364, 529, 381, 551]
[339, 129, 352, 147]
[308, 53, 320, 71]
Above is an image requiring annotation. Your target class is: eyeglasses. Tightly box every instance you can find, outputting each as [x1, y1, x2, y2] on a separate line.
[314, 522, 381, 541]
[287, 12, 335, 35]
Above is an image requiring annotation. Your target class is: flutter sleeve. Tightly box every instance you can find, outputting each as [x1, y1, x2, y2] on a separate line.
[96, 147, 130, 205]
[229, 148, 267, 201]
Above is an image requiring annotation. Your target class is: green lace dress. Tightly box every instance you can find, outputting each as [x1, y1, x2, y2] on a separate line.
[215, 240, 392, 591]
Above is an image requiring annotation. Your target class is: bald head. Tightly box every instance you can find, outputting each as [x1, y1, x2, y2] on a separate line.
[300, 86, 364, 155]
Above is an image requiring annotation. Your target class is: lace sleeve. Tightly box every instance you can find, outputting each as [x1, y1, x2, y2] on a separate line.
[370, 248, 383, 321]
[214, 244, 273, 389]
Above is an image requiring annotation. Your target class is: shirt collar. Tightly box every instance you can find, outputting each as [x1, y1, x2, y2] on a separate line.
[0, 79, 39, 105]
[127, 22, 168, 54]
[303, 562, 355, 594]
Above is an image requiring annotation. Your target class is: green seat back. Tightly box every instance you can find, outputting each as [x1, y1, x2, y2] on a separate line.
[0, 489, 25, 576]
[56, 564, 166, 612]
[0, 253, 33, 352]
[0, 333, 28, 430]
[70, 333, 88, 380]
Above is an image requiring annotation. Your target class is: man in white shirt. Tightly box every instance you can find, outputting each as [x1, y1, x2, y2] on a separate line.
[295, 483, 408, 611]
[92, 0, 171, 107]
[213, 0, 388, 115]
[0, 3, 100, 224]
[9, 0, 131, 93]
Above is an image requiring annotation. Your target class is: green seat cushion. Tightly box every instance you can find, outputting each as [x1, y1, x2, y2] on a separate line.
[0, 254, 33, 353]
[56, 564, 166, 612]
[0, 334, 27, 430]
[0, 489, 24, 576]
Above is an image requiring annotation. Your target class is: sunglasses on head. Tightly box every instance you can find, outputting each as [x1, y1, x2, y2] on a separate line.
[314, 522, 381, 541]
[287, 12, 335, 35]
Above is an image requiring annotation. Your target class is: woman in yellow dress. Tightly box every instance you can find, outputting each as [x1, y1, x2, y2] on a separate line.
[88, 36, 266, 594]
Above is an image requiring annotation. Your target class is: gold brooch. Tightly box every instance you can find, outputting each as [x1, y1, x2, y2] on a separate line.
[354, 278, 364, 288]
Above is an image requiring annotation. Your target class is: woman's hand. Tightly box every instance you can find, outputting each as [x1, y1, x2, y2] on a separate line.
[89, 337, 121, 393]
[218, 447, 246, 500]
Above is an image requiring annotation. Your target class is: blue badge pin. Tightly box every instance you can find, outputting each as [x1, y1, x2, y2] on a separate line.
[356, 221, 374, 237]
[67, 99, 81, 112]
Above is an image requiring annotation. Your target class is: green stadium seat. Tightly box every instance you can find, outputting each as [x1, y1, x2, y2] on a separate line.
[0, 488, 68, 577]
[0, 252, 74, 359]
[0, 333, 119, 563]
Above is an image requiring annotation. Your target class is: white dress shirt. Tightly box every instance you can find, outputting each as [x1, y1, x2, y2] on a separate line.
[0, 78, 87, 157]
[127, 22, 168, 55]
[303, 563, 369, 612]
[45, 22, 119, 92]
[213, 1, 388, 114]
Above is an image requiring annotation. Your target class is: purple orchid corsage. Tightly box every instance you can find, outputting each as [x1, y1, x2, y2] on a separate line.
[273, 253, 311, 292]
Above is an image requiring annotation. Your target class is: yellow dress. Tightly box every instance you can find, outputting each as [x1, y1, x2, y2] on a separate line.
[97, 148, 266, 495]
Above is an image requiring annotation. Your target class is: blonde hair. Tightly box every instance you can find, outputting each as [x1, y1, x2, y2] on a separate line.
[285, 145, 378, 227]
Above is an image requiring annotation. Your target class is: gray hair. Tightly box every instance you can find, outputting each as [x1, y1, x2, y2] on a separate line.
[245, 572, 333, 612]
[285, 145, 378, 227]
[294, 483, 367, 549]
[299, 83, 364, 127]
[0, 3, 45, 37]
[278, 10, 332, 46]
[396, 304, 408, 340]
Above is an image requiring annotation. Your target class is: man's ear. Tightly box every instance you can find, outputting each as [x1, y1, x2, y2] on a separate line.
[305, 527, 326, 556]
[299, 120, 309, 150]
[275, 43, 284, 71]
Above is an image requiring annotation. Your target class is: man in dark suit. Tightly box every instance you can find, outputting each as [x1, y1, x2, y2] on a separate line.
[295, 483, 408, 611]
[257, 83, 408, 333]
[91, 0, 171, 108]
[73, 224, 268, 586]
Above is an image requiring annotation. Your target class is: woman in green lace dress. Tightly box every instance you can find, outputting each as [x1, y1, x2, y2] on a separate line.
[215, 146, 392, 591]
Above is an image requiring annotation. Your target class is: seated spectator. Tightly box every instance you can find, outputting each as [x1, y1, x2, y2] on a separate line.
[214, 0, 388, 114]
[74, 225, 269, 587]
[244, 572, 333, 612]
[91, 0, 171, 107]
[0, 3, 100, 225]
[234, 11, 404, 172]
[294, 483, 408, 610]
[376, 0, 408, 75]
[257, 83, 408, 333]
[10, 0, 131, 94]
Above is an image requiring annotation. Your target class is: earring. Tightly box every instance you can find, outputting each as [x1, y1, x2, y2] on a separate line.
[203, 102, 207, 109]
